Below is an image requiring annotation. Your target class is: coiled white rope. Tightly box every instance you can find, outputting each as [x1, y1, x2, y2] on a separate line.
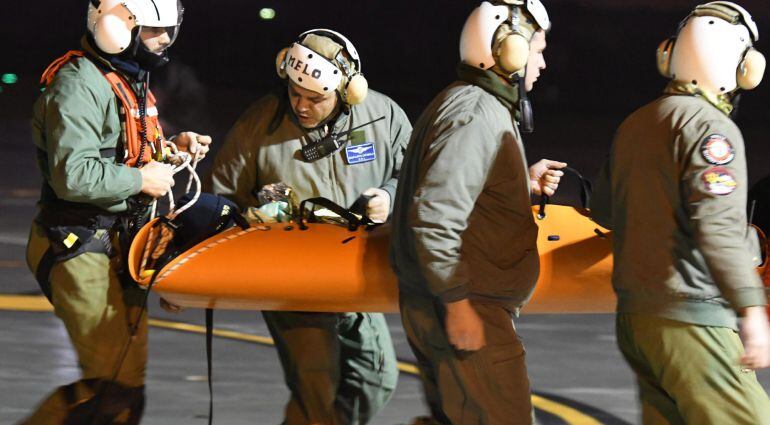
[140, 140, 203, 279]
[148, 139, 203, 220]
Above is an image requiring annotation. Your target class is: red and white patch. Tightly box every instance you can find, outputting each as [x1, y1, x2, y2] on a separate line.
[700, 134, 734, 165]
[702, 166, 737, 195]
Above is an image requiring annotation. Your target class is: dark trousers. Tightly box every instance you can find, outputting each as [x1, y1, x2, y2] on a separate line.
[400, 295, 533, 425]
[263, 311, 398, 425]
[21, 223, 147, 425]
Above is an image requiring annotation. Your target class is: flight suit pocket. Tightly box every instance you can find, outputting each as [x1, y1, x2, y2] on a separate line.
[480, 341, 531, 414]
[485, 342, 525, 365]
[342, 313, 387, 378]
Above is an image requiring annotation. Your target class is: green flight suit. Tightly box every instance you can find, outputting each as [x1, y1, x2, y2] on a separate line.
[390, 69, 539, 424]
[592, 91, 770, 424]
[24, 227, 148, 425]
[208, 88, 411, 424]
[21, 38, 149, 424]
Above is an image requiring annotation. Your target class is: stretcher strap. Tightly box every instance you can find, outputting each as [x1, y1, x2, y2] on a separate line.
[88, 268, 157, 425]
[298, 197, 364, 231]
[206, 308, 214, 425]
[538, 166, 593, 219]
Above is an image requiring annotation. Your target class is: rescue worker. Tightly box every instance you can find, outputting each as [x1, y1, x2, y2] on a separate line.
[22, 0, 211, 423]
[390, 1, 565, 423]
[208, 29, 409, 424]
[591, 2, 770, 423]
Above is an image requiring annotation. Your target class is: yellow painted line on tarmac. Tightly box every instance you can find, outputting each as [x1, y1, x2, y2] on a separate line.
[397, 362, 420, 375]
[532, 394, 603, 425]
[147, 318, 423, 375]
[0, 260, 26, 268]
[149, 318, 275, 345]
[0, 294, 53, 311]
[0, 294, 606, 424]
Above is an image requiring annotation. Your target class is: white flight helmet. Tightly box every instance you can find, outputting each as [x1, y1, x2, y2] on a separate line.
[87, 0, 184, 55]
[657, 1, 765, 93]
[459, 0, 551, 75]
[275, 29, 369, 105]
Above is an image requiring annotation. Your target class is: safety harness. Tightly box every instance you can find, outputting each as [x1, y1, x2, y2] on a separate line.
[36, 49, 210, 425]
[35, 50, 166, 300]
[41, 50, 165, 167]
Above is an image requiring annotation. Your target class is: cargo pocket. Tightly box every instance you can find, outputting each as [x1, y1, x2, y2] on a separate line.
[341, 313, 390, 384]
[480, 341, 532, 416]
[486, 342, 524, 363]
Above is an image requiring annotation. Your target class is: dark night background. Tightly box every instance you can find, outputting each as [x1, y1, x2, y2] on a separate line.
[0, 3, 769, 422]
[0, 0, 768, 205]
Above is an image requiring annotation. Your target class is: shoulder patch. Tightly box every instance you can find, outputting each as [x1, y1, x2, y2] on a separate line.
[700, 134, 734, 165]
[702, 166, 737, 195]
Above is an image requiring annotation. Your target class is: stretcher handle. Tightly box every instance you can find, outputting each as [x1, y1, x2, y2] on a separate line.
[298, 197, 362, 231]
[537, 166, 593, 219]
[753, 224, 767, 268]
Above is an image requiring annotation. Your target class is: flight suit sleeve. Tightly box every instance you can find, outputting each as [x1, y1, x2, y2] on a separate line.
[207, 105, 262, 210]
[380, 102, 412, 210]
[409, 115, 498, 303]
[680, 123, 766, 311]
[44, 77, 142, 204]
[590, 157, 613, 229]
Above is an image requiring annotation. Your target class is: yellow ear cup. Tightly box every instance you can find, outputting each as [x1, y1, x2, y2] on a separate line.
[656, 38, 675, 78]
[737, 48, 766, 90]
[497, 33, 530, 73]
[275, 47, 289, 79]
[344, 74, 368, 105]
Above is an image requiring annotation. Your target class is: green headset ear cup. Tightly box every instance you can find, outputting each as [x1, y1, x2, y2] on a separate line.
[275, 47, 289, 79]
[498, 33, 530, 73]
[344, 74, 368, 105]
[656, 38, 675, 78]
[737, 48, 766, 90]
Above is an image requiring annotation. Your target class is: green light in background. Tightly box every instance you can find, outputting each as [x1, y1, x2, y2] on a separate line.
[0, 86, 3, 94]
[259, 8, 276, 20]
[1, 73, 18, 84]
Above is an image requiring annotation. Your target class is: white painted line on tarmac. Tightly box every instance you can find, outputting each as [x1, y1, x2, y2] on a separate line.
[0, 234, 27, 246]
[0, 198, 36, 206]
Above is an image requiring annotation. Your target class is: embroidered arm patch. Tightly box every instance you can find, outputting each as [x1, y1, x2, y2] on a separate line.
[702, 166, 737, 195]
[700, 134, 735, 165]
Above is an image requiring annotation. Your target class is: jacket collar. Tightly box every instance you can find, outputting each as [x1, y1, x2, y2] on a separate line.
[663, 81, 734, 116]
[81, 36, 146, 82]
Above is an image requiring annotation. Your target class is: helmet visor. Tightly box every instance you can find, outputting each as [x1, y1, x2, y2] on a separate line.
[138, 24, 180, 53]
[137, 0, 183, 53]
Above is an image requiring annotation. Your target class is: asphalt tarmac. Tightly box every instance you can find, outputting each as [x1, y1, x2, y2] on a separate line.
[0, 93, 767, 425]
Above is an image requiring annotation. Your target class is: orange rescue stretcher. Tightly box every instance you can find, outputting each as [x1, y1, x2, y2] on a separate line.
[127, 203, 767, 315]
[128, 200, 619, 313]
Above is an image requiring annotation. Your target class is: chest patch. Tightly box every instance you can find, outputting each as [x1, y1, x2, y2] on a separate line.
[700, 134, 734, 165]
[702, 166, 737, 196]
[345, 142, 376, 165]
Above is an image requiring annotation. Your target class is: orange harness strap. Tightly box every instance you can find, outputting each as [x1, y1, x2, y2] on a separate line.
[40, 50, 85, 86]
[40, 50, 165, 167]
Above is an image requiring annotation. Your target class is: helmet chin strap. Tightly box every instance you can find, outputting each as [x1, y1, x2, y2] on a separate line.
[134, 43, 170, 71]
[515, 73, 534, 133]
[121, 29, 170, 72]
